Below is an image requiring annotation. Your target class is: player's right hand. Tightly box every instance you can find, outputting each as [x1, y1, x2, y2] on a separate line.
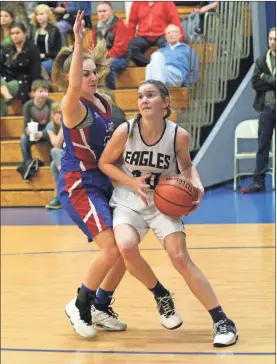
[131, 173, 151, 206]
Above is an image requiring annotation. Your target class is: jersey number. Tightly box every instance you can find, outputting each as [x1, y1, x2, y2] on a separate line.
[132, 170, 161, 190]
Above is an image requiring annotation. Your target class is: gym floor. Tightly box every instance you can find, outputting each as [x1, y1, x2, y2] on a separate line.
[1, 177, 275, 364]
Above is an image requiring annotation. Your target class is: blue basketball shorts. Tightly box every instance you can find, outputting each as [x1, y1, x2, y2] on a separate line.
[58, 169, 114, 242]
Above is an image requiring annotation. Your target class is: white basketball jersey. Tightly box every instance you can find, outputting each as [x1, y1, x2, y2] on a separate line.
[119, 118, 179, 191]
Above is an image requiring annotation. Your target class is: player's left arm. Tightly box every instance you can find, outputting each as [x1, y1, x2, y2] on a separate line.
[175, 127, 204, 206]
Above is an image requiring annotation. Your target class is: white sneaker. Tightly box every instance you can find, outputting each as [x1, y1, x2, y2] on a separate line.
[65, 297, 96, 338]
[213, 319, 238, 347]
[155, 294, 183, 330]
[91, 305, 127, 332]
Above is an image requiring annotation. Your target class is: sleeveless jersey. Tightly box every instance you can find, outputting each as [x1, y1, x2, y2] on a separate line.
[61, 94, 114, 172]
[120, 118, 179, 190]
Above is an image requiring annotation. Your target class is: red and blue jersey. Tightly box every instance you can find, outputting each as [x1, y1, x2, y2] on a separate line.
[57, 94, 114, 241]
[61, 94, 114, 173]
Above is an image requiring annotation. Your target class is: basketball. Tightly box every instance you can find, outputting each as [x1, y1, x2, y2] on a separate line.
[154, 175, 198, 217]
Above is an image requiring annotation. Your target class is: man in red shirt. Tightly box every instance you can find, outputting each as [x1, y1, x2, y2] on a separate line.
[128, 1, 184, 67]
[92, 1, 130, 89]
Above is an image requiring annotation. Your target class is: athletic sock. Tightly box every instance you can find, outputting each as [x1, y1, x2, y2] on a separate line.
[208, 305, 227, 323]
[149, 281, 169, 297]
[95, 287, 114, 311]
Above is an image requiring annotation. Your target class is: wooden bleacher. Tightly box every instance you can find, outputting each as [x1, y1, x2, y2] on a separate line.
[1, 140, 51, 164]
[1, 112, 178, 140]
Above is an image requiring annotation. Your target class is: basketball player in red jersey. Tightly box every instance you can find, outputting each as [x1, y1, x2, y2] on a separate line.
[99, 80, 238, 347]
[51, 10, 129, 338]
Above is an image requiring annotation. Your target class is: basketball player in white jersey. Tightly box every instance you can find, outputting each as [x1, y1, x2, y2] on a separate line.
[99, 80, 238, 347]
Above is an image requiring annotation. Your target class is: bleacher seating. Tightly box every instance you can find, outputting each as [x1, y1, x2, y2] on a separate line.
[0, 4, 217, 207]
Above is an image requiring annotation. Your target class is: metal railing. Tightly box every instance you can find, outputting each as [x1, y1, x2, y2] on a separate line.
[177, 1, 252, 151]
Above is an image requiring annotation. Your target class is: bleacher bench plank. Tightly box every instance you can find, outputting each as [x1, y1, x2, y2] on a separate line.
[114, 88, 189, 110]
[1, 190, 54, 207]
[1, 166, 53, 190]
[1, 140, 51, 164]
[0, 111, 179, 139]
[1, 116, 23, 139]
[50, 88, 189, 110]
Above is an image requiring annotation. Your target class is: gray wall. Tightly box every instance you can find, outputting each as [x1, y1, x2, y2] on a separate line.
[194, 1, 268, 187]
[194, 65, 259, 187]
[91, 1, 125, 14]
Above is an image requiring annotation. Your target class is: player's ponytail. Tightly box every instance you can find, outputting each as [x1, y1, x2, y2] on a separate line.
[52, 40, 110, 92]
[130, 113, 141, 139]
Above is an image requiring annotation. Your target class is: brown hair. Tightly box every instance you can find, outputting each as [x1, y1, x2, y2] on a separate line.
[51, 39, 110, 92]
[0, 8, 14, 42]
[51, 101, 62, 135]
[31, 79, 50, 92]
[31, 4, 56, 26]
[130, 80, 172, 138]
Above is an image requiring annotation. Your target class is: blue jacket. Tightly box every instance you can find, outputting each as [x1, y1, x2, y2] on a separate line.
[158, 43, 199, 85]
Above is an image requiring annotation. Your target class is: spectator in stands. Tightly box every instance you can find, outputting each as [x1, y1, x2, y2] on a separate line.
[0, 8, 14, 48]
[8, 2, 31, 36]
[193, 1, 217, 33]
[92, 1, 130, 90]
[146, 24, 199, 87]
[241, 27, 276, 194]
[30, 4, 62, 74]
[0, 22, 41, 116]
[53, 1, 92, 33]
[17, 80, 53, 182]
[128, 1, 184, 67]
[45, 101, 64, 210]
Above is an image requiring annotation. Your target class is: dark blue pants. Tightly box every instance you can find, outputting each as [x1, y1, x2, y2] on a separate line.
[129, 36, 166, 67]
[254, 106, 276, 185]
[105, 57, 129, 90]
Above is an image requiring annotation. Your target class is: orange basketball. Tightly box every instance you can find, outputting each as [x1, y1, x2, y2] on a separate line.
[154, 175, 198, 217]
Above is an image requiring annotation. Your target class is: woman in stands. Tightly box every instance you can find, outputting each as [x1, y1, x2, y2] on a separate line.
[0, 22, 41, 116]
[99, 79, 238, 347]
[0, 7, 14, 47]
[30, 4, 62, 74]
[51, 10, 127, 338]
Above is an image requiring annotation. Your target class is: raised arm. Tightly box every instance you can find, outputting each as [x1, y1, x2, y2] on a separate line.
[61, 10, 87, 128]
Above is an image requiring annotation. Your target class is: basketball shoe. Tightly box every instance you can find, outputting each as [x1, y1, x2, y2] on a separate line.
[213, 319, 238, 347]
[155, 293, 183, 330]
[91, 300, 127, 332]
[65, 295, 96, 338]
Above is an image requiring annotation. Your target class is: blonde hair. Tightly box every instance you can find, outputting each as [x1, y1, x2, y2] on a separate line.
[130, 80, 172, 138]
[51, 101, 62, 135]
[31, 4, 56, 26]
[51, 39, 110, 92]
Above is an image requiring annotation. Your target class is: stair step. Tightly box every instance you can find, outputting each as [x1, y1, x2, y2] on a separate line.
[1, 190, 54, 207]
[1, 140, 51, 164]
[1, 165, 54, 190]
[50, 88, 189, 110]
[1, 111, 178, 139]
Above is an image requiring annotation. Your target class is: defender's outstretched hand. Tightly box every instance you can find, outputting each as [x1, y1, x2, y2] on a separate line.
[73, 10, 86, 43]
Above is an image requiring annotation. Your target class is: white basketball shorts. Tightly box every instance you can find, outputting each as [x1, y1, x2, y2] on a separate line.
[110, 186, 185, 245]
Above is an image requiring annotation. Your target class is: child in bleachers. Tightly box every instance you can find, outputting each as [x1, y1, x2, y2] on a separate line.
[17, 80, 53, 182]
[30, 4, 62, 74]
[45, 102, 64, 210]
